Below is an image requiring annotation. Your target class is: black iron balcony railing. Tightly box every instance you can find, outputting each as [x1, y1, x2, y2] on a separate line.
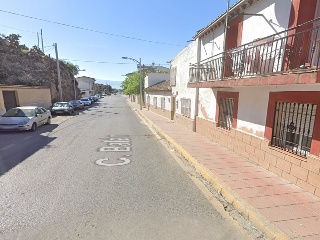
[189, 18, 320, 83]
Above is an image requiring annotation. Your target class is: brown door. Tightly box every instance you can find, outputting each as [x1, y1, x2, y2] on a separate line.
[3, 91, 18, 111]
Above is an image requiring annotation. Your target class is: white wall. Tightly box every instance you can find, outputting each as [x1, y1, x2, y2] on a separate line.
[171, 41, 197, 118]
[198, 88, 217, 121]
[200, 26, 224, 61]
[241, 0, 291, 45]
[236, 84, 320, 138]
[146, 92, 172, 110]
[145, 73, 169, 88]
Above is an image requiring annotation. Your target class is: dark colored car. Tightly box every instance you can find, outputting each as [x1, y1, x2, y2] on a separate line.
[51, 102, 74, 115]
[69, 100, 84, 110]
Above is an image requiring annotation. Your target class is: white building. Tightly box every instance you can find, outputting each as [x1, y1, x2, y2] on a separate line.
[170, 0, 320, 197]
[76, 76, 95, 98]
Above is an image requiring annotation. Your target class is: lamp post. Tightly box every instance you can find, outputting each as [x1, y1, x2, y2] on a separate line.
[122, 57, 143, 110]
[73, 69, 85, 99]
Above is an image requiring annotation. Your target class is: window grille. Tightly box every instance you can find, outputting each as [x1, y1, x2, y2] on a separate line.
[271, 102, 317, 157]
[181, 98, 191, 117]
[153, 97, 157, 109]
[161, 97, 165, 110]
[218, 98, 234, 130]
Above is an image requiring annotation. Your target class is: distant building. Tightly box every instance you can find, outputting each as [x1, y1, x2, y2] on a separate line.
[76, 76, 95, 98]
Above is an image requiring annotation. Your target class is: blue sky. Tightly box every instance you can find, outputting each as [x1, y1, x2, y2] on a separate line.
[0, 0, 238, 87]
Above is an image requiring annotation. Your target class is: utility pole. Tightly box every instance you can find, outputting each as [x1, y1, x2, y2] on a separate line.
[41, 29, 44, 52]
[54, 43, 63, 101]
[37, 32, 40, 48]
[221, 0, 230, 80]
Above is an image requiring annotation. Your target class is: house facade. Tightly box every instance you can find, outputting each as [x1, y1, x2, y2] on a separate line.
[170, 0, 320, 196]
[170, 41, 198, 131]
[144, 73, 172, 119]
[0, 85, 52, 115]
[76, 76, 96, 98]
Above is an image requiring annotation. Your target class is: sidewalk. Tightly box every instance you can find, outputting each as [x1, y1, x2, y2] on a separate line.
[130, 101, 320, 240]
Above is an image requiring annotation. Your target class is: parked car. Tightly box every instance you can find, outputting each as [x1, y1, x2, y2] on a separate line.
[80, 98, 91, 106]
[0, 106, 51, 132]
[69, 100, 84, 110]
[51, 102, 74, 115]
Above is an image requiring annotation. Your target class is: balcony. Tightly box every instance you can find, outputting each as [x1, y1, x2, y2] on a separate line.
[188, 18, 320, 88]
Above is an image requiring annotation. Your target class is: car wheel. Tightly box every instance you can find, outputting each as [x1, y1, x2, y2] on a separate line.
[30, 123, 37, 132]
[46, 117, 51, 125]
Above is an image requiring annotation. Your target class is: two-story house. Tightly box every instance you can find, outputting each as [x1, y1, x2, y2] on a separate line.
[171, 0, 320, 196]
[76, 76, 96, 98]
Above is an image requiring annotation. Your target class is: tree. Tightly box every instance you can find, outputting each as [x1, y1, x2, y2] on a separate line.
[63, 61, 80, 75]
[5, 34, 21, 46]
[121, 72, 141, 96]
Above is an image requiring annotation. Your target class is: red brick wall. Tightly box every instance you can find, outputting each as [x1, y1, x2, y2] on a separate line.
[196, 117, 320, 197]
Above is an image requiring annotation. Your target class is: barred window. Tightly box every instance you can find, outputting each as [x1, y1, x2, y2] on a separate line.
[181, 98, 191, 117]
[161, 97, 165, 110]
[271, 102, 317, 157]
[153, 97, 157, 109]
[170, 67, 177, 86]
[218, 98, 234, 130]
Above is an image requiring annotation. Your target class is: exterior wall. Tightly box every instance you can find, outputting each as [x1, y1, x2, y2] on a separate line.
[145, 73, 170, 88]
[196, 116, 320, 197]
[77, 76, 95, 97]
[198, 88, 217, 121]
[241, 0, 291, 45]
[200, 24, 224, 59]
[171, 41, 197, 119]
[0, 85, 51, 115]
[146, 92, 172, 120]
[174, 114, 194, 131]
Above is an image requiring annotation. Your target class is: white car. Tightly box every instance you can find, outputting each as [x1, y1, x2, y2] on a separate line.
[0, 106, 52, 132]
[80, 98, 92, 106]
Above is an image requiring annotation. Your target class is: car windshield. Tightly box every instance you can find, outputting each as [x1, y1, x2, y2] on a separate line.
[54, 103, 68, 107]
[3, 108, 34, 117]
[81, 99, 88, 101]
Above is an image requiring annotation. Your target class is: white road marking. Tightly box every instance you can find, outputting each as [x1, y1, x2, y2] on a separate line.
[95, 156, 131, 167]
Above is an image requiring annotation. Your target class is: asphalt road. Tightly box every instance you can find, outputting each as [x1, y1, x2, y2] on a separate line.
[0, 96, 252, 240]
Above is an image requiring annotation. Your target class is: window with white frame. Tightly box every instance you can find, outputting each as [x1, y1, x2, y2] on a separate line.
[271, 101, 317, 157]
[218, 98, 234, 130]
[181, 98, 191, 117]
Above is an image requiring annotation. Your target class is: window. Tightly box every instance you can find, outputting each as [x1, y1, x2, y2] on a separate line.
[271, 102, 317, 157]
[181, 98, 191, 117]
[161, 97, 165, 111]
[153, 97, 157, 109]
[170, 67, 177, 86]
[218, 98, 234, 130]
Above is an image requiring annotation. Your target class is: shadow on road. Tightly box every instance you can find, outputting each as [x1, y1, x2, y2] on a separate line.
[0, 124, 58, 176]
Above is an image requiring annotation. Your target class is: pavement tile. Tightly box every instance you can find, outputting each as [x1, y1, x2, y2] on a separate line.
[258, 204, 318, 222]
[275, 217, 320, 238]
[135, 105, 320, 239]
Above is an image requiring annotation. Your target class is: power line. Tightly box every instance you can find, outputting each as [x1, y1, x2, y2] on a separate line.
[0, 9, 185, 47]
[62, 58, 170, 65]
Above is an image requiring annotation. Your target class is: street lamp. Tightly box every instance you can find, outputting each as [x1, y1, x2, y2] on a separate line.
[122, 56, 143, 110]
[73, 69, 85, 99]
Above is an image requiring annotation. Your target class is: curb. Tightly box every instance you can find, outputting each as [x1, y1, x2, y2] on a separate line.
[130, 103, 289, 240]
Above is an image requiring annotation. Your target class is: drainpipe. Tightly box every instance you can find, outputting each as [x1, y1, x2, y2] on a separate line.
[193, 38, 201, 132]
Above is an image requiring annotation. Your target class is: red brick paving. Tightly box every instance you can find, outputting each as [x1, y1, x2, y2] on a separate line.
[131, 102, 320, 239]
